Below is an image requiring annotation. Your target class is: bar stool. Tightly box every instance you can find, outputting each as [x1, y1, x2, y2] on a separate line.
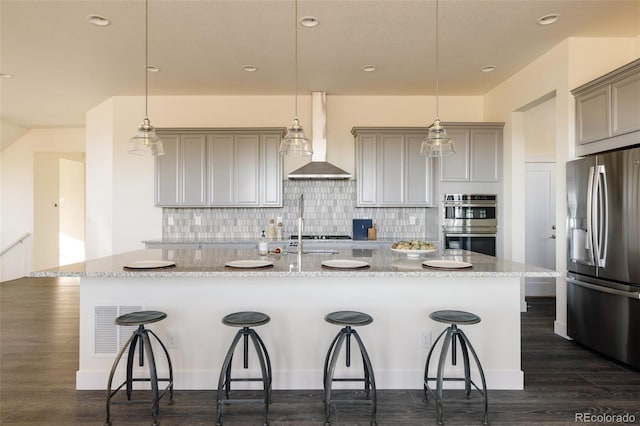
[105, 310, 174, 426]
[323, 310, 377, 426]
[423, 310, 488, 425]
[216, 311, 272, 426]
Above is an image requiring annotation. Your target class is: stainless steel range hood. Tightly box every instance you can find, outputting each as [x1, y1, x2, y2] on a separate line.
[287, 92, 352, 180]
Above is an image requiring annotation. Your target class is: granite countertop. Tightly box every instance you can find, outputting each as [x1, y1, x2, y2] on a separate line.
[32, 247, 560, 278]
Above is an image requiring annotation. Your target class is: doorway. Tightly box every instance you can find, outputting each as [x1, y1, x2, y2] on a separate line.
[33, 153, 85, 269]
[525, 163, 556, 296]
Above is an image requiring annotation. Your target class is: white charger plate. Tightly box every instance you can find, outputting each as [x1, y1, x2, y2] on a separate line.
[225, 260, 274, 269]
[321, 259, 370, 270]
[422, 260, 472, 269]
[124, 260, 176, 269]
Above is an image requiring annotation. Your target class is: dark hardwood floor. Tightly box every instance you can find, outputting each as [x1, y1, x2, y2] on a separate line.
[2, 277, 639, 425]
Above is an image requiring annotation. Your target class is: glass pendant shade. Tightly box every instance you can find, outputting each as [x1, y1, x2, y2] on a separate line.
[128, 117, 164, 156]
[280, 117, 313, 156]
[420, 118, 455, 157]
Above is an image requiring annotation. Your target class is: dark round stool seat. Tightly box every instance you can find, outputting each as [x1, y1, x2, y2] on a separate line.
[115, 310, 167, 326]
[222, 311, 270, 327]
[429, 310, 480, 325]
[325, 310, 373, 327]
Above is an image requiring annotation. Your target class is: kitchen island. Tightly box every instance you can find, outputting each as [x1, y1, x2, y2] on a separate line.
[33, 247, 558, 391]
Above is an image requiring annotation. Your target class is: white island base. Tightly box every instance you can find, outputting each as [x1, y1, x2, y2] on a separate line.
[77, 274, 523, 391]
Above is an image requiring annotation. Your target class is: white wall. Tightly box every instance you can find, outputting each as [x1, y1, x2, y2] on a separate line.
[524, 97, 556, 161]
[85, 94, 483, 258]
[484, 36, 639, 337]
[0, 128, 84, 281]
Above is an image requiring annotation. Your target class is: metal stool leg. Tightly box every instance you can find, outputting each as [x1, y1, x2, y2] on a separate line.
[148, 329, 174, 404]
[253, 330, 273, 402]
[423, 327, 449, 402]
[248, 330, 270, 426]
[435, 327, 455, 426]
[324, 331, 347, 426]
[352, 330, 377, 426]
[323, 330, 343, 393]
[139, 331, 160, 426]
[105, 332, 135, 426]
[216, 330, 244, 426]
[458, 330, 489, 425]
[456, 331, 472, 399]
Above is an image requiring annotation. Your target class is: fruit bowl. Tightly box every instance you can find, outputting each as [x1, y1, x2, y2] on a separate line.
[391, 248, 437, 257]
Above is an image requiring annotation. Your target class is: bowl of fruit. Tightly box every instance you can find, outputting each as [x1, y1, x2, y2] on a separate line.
[391, 240, 437, 257]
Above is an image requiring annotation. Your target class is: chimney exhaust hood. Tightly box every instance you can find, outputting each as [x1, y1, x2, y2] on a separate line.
[287, 92, 352, 180]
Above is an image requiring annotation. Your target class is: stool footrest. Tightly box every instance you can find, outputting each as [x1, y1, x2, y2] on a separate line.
[227, 378, 265, 383]
[331, 377, 366, 382]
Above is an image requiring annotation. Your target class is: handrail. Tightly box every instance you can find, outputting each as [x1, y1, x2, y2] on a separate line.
[0, 232, 31, 257]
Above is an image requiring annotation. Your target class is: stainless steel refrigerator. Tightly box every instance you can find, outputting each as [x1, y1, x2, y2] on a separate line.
[566, 145, 640, 369]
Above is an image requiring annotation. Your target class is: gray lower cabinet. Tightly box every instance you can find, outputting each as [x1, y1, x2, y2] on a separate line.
[156, 128, 285, 207]
[440, 124, 503, 183]
[572, 58, 640, 155]
[352, 128, 434, 207]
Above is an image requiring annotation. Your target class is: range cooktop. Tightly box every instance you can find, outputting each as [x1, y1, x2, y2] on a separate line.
[290, 235, 352, 240]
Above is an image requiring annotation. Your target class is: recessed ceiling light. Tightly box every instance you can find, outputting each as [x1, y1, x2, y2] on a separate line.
[242, 65, 258, 72]
[537, 14, 559, 26]
[87, 14, 111, 27]
[146, 65, 160, 73]
[361, 65, 376, 72]
[480, 65, 496, 73]
[300, 16, 319, 28]
[0, 73, 13, 79]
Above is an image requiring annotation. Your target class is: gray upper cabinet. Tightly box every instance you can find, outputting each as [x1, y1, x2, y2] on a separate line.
[156, 128, 284, 207]
[572, 58, 640, 156]
[440, 124, 503, 183]
[155, 134, 206, 206]
[353, 128, 434, 207]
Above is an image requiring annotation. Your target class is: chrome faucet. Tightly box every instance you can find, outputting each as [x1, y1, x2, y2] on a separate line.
[297, 194, 304, 253]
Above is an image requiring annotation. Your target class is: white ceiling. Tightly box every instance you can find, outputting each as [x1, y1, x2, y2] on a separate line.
[1, 0, 639, 135]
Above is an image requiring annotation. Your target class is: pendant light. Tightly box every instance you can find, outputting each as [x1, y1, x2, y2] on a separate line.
[279, 0, 313, 156]
[420, 0, 454, 157]
[128, 0, 164, 156]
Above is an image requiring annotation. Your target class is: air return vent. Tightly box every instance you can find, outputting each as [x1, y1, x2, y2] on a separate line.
[94, 305, 142, 354]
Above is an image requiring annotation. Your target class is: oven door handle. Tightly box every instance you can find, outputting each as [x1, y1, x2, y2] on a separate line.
[444, 233, 497, 237]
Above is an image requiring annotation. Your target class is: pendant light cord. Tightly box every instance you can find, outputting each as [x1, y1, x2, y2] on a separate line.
[294, 0, 299, 119]
[435, 0, 440, 121]
[144, 0, 149, 120]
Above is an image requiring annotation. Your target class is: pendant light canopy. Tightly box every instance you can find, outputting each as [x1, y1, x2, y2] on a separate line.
[420, 0, 454, 158]
[128, 0, 164, 156]
[280, 0, 313, 157]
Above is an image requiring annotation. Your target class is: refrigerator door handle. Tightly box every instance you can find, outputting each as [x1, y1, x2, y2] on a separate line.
[597, 164, 608, 267]
[567, 276, 640, 299]
[586, 166, 595, 254]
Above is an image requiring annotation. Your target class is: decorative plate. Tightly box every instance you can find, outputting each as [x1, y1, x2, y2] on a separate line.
[123, 260, 176, 270]
[225, 260, 274, 269]
[422, 260, 473, 269]
[321, 259, 370, 270]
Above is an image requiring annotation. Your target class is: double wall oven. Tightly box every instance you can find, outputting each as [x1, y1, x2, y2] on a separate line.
[443, 194, 497, 256]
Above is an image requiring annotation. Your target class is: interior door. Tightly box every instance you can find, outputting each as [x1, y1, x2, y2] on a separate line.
[525, 162, 556, 296]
